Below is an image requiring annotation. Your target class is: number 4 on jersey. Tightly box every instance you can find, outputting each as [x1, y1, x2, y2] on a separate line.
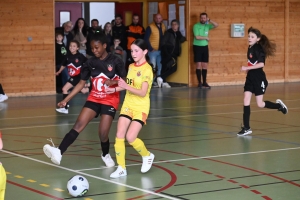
[261, 81, 265, 92]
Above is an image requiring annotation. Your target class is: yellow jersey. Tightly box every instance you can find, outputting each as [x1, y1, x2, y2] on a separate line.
[123, 61, 153, 114]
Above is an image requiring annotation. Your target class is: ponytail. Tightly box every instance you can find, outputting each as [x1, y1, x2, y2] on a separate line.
[258, 34, 276, 57]
[248, 27, 276, 58]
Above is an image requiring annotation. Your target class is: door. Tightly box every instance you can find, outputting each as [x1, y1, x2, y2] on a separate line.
[55, 2, 82, 28]
[115, 2, 143, 26]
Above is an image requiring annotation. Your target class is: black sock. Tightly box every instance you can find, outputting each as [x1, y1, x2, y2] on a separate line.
[63, 94, 68, 109]
[202, 69, 207, 84]
[101, 139, 110, 157]
[196, 69, 202, 83]
[0, 84, 4, 95]
[264, 101, 280, 109]
[58, 129, 79, 154]
[243, 106, 250, 129]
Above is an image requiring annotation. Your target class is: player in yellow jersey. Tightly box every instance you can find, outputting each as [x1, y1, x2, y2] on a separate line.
[106, 39, 154, 178]
[0, 131, 6, 200]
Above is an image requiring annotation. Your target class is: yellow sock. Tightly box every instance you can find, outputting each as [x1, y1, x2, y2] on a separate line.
[114, 138, 126, 169]
[129, 138, 150, 157]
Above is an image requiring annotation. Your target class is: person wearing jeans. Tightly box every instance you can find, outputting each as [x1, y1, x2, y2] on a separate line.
[144, 14, 166, 87]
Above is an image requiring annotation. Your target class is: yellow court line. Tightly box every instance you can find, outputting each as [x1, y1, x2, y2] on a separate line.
[27, 179, 37, 183]
[39, 184, 50, 187]
[54, 188, 64, 192]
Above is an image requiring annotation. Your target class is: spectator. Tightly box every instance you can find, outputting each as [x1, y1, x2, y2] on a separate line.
[193, 12, 218, 89]
[72, 18, 88, 57]
[0, 84, 8, 102]
[55, 32, 68, 90]
[56, 21, 74, 52]
[111, 19, 115, 27]
[112, 14, 127, 64]
[86, 19, 102, 58]
[144, 14, 166, 87]
[158, 19, 186, 88]
[110, 37, 124, 63]
[103, 22, 113, 52]
[55, 40, 88, 114]
[126, 14, 145, 69]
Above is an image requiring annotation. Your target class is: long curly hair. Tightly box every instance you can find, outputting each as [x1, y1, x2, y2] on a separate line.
[248, 27, 276, 57]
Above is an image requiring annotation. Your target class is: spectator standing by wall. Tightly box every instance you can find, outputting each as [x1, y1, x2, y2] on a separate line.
[86, 19, 102, 58]
[193, 12, 218, 89]
[144, 14, 166, 87]
[112, 15, 127, 64]
[56, 21, 74, 52]
[55, 32, 67, 90]
[126, 14, 145, 68]
[158, 19, 186, 88]
[56, 21, 73, 84]
[73, 18, 88, 57]
[103, 22, 113, 53]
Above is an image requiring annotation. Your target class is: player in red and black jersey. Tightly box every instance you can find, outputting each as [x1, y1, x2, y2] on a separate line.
[56, 40, 88, 114]
[43, 32, 127, 167]
[238, 27, 288, 136]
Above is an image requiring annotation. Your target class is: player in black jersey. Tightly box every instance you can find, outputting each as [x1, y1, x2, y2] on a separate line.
[43, 32, 127, 168]
[238, 27, 288, 136]
[55, 40, 89, 114]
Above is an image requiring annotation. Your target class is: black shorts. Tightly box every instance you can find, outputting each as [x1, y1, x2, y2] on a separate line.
[68, 75, 81, 86]
[193, 45, 209, 63]
[244, 71, 268, 96]
[119, 114, 145, 126]
[84, 101, 116, 118]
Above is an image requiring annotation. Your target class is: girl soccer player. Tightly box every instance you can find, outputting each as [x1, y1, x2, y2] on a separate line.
[238, 27, 288, 136]
[0, 131, 6, 200]
[106, 39, 154, 178]
[56, 40, 89, 114]
[43, 32, 127, 167]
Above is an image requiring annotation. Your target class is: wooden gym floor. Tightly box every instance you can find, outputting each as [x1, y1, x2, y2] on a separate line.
[0, 82, 300, 200]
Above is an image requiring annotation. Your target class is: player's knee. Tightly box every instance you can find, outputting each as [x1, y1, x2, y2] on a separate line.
[126, 134, 135, 143]
[73, 122, 85, 132]
[62, 87, 68, 93]
[256, 101, 265, 108]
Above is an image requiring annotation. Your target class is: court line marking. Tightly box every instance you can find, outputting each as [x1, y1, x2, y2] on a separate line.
[1, 107, 299, 131]
[1, 98, 300, 121]
[77, 146, 300, 172]
[0, 149, 179, 200]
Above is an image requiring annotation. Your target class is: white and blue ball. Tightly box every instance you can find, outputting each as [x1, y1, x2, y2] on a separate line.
[67, 175, 89, 197]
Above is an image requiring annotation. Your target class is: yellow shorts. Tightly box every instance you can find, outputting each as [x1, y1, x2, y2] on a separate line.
[0, 164, 6, 200]
[119, 106, 148, 125]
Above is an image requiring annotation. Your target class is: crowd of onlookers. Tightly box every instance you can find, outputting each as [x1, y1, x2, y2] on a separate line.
[55, 13, 186, 92]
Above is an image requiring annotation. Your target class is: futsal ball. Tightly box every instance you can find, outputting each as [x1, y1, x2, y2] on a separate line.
[67, 175, 89, 197]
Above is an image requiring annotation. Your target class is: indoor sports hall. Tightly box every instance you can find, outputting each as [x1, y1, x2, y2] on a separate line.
[1, 0, 300, 199]
[1, 83, 300, 199]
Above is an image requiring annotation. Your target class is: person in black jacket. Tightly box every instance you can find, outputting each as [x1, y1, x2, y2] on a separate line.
[86, 19, 102, 58]
[55, 21, 74, 52]
[112, 14, 127, 64]
[157, 20, 186, 88]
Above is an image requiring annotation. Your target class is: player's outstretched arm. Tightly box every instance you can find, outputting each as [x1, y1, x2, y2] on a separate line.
[58, 80, 86, 107]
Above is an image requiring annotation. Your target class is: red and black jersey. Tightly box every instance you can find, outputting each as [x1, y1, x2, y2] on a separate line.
[81, 53, 127, 109]
[62, 52, 87, 77]
[247, 43, 265, 67]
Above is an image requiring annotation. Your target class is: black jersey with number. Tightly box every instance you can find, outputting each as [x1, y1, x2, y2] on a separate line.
[61, 52, 87, 77]
[244, 43, 268, 95]
[81, 53, 126, 109]
[247, 43, 265, 74]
